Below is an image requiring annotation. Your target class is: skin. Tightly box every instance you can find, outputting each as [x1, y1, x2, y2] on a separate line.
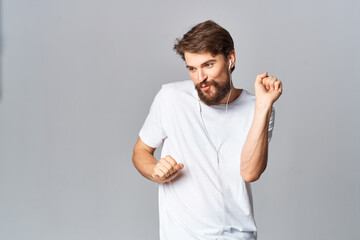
[186, 51, 240, 105]
[132, 51, 282, 183]
[240, 73, 282, 182]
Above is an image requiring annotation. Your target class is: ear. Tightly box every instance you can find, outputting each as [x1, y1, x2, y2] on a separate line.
[227, 50, 236, 69]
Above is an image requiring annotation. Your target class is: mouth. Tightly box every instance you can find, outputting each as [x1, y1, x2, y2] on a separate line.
[200, 84, 210, 91]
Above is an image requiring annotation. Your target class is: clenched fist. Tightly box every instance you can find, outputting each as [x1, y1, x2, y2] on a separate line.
[152, 155, 184, 184]
[254, 72, 283, 107]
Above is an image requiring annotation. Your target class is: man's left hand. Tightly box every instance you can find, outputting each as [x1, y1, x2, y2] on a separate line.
[254, 72, 283, 107]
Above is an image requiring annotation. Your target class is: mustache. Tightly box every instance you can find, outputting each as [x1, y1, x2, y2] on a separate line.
[197, 80, 214, 88]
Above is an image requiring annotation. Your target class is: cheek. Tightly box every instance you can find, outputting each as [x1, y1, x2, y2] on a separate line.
[189, 73, 197, 82]
[208, 68, 225, 79]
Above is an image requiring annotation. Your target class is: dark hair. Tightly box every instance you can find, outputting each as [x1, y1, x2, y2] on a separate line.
[173, 20, 235, 72]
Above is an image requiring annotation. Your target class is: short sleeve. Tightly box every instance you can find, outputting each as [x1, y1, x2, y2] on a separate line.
[268, 106, 275, 143]
[139, 87, 167, 148]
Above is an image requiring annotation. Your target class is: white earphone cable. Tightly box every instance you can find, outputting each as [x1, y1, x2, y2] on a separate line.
[198, 61, 233, 165]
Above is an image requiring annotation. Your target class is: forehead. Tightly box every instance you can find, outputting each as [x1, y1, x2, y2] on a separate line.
[184, 52, 224, 66]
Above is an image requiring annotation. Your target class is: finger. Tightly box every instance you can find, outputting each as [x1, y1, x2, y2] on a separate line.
[257, 72, 268, 82]
[167, 166, 184, 181]
[158, 163, 184, 184]
[164, 155, 177, 167]
[153, 167, 166, 179]
[152, 173, 161, 181]
[256, 72, 268, 84]
[263, 77, 276, 91]
[278, 81, 283, 93]
[261, 76, 270, 85]
[162, 155, 177, 175]
[262, 76, 274, 84]
[274, 80, 281, 91]
[268, 77, 277, 91]
[157, 164, 171, 178]
[262, 77, 269, 90]
[160, 159, 175, 175]
[174, 163, 184, 171]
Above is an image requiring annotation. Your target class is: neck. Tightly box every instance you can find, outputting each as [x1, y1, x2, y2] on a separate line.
[219, 86, 242, 104]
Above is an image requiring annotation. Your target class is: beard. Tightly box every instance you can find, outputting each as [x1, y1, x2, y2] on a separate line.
[195, 77, 231, 106]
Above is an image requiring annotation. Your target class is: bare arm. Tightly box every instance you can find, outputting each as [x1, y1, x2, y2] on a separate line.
[132, 137, 184, 184]
[240, 72, 282, 182]
[132, 137, 158, 182]
[240, 104, 272, 182]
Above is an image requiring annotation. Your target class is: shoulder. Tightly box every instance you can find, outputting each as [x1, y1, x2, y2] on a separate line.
[161, 80, 194, 92]
[159, 80, 197, 99]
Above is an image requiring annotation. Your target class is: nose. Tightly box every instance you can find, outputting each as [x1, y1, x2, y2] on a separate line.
[197, 68, 207, 83]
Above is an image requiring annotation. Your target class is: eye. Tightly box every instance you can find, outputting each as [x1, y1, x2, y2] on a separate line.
[205, 63, 213, 68]
[188, 67, 196, 72]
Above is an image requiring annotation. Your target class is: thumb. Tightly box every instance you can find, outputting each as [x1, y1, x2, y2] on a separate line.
[256, 72, 268, 84]
[174, 163, 184, 171]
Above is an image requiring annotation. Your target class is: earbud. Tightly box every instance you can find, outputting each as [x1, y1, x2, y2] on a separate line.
[228, 60, 232, 71]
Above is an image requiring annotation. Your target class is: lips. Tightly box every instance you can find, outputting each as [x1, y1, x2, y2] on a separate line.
[201, 84, 210, 91]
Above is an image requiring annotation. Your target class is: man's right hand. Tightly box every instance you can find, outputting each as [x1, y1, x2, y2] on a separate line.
[152, 155, 184, 184]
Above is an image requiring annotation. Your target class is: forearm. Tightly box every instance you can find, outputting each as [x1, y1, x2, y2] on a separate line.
[132, 149, 158, 183]
[241, 103, 273, 182]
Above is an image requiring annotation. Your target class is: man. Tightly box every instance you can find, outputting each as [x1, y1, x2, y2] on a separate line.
[132, 20, 282, 240]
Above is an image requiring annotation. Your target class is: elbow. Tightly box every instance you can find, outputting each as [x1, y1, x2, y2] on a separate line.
[241, 172, 261, 183]
[131, 152, 136, 166]
[240, 155, 267, 183]
[240, 167, 265, 183]
[132, 147, 139, 167]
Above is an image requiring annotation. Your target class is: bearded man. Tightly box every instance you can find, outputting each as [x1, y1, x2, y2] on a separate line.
[132, 20, 283, 240]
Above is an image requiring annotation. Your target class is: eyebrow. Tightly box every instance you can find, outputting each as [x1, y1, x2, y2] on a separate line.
[186, 59, 217, 69]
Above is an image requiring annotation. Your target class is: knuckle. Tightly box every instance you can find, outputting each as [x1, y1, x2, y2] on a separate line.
[163, 166, 170, 172]
[163, 161, 172, 169]
[154, 168, 161, 174]
[166, 155, 176, 164]
[169, 159, 177, 166]
[161, 165, 168, 172]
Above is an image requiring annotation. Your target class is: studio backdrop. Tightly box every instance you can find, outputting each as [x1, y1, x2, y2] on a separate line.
[0, 0, 359, 239]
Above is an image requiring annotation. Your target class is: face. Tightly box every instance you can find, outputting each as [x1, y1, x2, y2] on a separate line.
[184, 52, 232, 106]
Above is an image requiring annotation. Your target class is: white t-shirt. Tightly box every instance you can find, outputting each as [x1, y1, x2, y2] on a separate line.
[139, 80, 275, 240]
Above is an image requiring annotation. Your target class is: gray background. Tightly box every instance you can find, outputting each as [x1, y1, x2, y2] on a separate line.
[0, 0, 359, 239]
